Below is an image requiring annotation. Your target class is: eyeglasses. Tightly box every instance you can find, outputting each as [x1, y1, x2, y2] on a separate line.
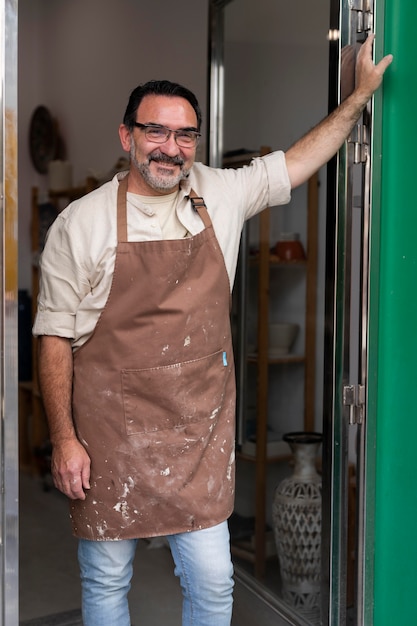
[133, 123, 201, 148]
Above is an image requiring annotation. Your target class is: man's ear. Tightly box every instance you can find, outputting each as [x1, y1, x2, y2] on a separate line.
[118, 124, 131, 153]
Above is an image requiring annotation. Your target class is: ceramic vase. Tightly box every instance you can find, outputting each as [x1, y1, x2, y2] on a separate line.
[272, 431, 323, 623]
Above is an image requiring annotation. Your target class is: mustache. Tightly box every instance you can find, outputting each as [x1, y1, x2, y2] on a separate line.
[148, 150, 185, 167]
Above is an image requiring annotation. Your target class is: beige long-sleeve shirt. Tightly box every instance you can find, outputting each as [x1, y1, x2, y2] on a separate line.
[33, 151, 291, 349]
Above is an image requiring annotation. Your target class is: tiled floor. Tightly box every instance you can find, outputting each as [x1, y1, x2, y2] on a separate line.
[19, 472, 294, 625]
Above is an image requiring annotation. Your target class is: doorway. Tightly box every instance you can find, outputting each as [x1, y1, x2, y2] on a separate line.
[1, 0, 383, 624]
[12, 0, 332, 623]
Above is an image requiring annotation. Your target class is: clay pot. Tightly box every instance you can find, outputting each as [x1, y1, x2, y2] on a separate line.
[275, 233, 305, 261]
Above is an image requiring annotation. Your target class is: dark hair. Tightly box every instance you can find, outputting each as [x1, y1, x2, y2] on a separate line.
[123, 80, 202, 132]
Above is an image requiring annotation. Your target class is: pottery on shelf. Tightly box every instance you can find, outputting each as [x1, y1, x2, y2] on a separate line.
[269, 322, 299, 356]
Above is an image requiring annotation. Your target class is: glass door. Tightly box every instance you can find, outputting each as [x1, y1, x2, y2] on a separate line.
[209, 0, 329, 623]
[323, 1, 380, 625]
[209, 0, 382, 624]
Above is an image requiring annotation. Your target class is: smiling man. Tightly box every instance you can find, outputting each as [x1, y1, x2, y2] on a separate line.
[120, 86, 200, 194]
[34, 37, 392, 626]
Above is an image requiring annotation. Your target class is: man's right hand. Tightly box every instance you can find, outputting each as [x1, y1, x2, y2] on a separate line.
[51, 437, 91, 500]
[38, 335, 90, 500]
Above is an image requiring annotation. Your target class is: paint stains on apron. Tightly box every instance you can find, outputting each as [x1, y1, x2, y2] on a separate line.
[70, 175, 236, 540]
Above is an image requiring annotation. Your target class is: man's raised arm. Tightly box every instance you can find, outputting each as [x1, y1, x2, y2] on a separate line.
[285, 34, 393, 188]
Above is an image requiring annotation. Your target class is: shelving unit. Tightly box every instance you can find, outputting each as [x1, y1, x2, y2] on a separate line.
[19, 179, 96, 474]
[230, 158, 319, 579]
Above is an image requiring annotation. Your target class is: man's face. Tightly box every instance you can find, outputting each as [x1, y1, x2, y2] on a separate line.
[119, 94, 198, 195]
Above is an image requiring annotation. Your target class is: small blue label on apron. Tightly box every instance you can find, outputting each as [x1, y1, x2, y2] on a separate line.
[223, 351, 228, 366]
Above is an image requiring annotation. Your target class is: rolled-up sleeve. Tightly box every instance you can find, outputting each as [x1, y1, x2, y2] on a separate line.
[260, 150, 291, 208]
[33, 212, 90, 339]
[222, 150, 291, 222]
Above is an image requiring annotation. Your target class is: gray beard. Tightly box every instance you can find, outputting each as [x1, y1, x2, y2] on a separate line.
[130, 145, 190, 192]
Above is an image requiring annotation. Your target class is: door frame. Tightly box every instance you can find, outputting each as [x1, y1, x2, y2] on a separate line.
[322, 1, 386, 624]
[0, 1, 19, 625]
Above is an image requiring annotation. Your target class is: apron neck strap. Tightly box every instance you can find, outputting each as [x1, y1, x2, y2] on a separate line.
[117, 174, 129, 243]
[189, 189, 212, 229]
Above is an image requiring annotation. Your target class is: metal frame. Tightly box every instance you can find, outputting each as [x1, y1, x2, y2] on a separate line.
[0, 1, 19, 624]
[323, 1, 381, 624]
[207, 0, 249, 450]
[207, 0, 233, 169]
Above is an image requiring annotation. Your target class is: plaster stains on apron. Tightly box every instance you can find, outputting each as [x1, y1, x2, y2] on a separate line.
[70, 176, 236, 540]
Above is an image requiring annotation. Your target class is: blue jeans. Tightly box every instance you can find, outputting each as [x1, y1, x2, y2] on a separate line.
[78, 521, 234, 626]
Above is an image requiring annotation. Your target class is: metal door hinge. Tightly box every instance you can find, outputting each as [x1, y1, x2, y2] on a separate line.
[350, 0, 373, 33]
[343, 384, 365, 424]
[348, 124, 368, 164]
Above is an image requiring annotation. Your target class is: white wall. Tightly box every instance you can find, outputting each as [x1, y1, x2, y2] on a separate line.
[18, 0, 209, 291]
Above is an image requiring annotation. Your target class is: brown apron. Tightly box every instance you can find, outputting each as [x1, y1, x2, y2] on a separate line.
[70, 175, 236, 540]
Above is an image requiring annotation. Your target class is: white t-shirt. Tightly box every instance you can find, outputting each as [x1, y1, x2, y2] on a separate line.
[33, 151, 291, 348]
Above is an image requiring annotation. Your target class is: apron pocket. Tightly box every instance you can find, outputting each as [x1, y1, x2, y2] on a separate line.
[122, 349, 230, 435]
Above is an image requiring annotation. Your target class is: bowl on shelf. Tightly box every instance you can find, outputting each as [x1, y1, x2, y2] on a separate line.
[274, 232, 305, 261]
[269, 322, 299, 356]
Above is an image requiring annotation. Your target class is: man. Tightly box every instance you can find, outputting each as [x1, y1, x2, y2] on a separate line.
[34, 35, 392, 626]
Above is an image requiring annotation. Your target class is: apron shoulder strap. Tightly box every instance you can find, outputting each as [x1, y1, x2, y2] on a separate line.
[189, 189, 213, 229]
[117, 174, 129, 242]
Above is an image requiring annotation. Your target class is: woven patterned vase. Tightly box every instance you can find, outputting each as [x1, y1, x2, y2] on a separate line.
[272, 432, 322, 622]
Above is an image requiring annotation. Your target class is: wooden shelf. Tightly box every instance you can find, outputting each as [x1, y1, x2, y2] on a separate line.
[249, 255, 307, 267]
[247, 354, 305, 364]
[237, 451, 292, 464]
[231, 539, 277, 563]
